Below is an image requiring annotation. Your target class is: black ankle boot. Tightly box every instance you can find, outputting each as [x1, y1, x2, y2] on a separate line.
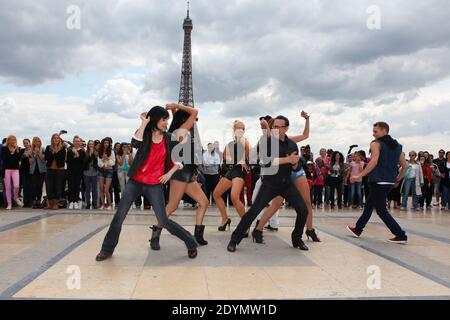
[194, 225, 208, 246]
[149, 225, 162, 251]
[305, 228, 321, 242]
[291, 231, 309, 251]
[252, 228, 264, 244]
[227, 240, 238, 252]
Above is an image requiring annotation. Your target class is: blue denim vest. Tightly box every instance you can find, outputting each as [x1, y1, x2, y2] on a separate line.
[368, 140, 402, 183]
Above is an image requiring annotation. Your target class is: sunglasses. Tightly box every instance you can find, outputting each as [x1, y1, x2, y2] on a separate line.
[272, 125, 287, 129]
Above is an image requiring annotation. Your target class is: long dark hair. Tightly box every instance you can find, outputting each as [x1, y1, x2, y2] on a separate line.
[118, 143, 132, 157]
[167, 107, 203, 164]
[146, 106, 170, 133]
[99, 137, 113, 158]
[331, 151, 344, 166]
[357, 150, 367, 162]
[168, 109, 190, 133]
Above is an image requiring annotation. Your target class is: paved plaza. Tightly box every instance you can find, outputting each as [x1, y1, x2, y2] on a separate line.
[0, 206, 449, 300]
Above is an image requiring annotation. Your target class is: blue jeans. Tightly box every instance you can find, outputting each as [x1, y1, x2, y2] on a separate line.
[101, 179, 197, 254]
[442, 185, 450, 208]
[84, 175, 98, 207]
[349, 181, 363, 207]
[401, 177, 418, 208]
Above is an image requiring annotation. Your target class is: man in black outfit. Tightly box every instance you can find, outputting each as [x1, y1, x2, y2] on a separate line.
[227, 115, 309, 252]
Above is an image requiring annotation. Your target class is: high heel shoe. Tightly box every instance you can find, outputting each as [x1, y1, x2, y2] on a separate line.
[218, 218, 231, 231]
[252, 229, 264, 244]
[305, 228, 321, 242]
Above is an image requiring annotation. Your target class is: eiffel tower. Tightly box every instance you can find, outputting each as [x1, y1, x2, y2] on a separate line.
[177, 2, 202, 167]
[178, 2, 194, 106]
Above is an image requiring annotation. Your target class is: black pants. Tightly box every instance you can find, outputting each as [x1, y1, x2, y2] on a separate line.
[355, 183, 406, 238]
[343, 184, 350, 206]
[362, 177, 370, 204]
[135, 195, 151, 208]
[20, 172, 33, 207]
[204, 174, 220, 204]
[419, 179, 433, 207]
[81, 175, 86, 202]
[330, 177, 343, 208]
[231, 182, 308, 244]
[387, 179, 402, 205]
[45, 169, 66, 201]
[67, 169, 83, 203]
[31, 172, 46, 202]
[111, 171, 121, 205]
[313, 185, 323, 205]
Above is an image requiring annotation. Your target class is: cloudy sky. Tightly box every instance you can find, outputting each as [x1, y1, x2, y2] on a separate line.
[1, 0, 449, 154]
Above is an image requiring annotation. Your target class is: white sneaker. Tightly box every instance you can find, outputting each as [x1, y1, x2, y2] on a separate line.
[73, 202, 79, 210]
[68, 202, 74, 210]
[6, 204, 12, 210]
[15, 198, 24, 208]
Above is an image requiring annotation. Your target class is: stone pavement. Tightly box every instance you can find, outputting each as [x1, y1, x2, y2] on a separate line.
[0, 205, 449, 300]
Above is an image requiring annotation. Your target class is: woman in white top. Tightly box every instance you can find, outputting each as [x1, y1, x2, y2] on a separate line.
[97, 137, 116, 210]
[200, 142, 222, 205]
[400, 151, 424, 211]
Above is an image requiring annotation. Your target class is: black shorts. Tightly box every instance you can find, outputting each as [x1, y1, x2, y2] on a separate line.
[224, 165, 247, 181]
[171, 164, 197, 183]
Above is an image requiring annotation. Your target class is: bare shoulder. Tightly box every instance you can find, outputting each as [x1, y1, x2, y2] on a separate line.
[370, 140, 381, 149]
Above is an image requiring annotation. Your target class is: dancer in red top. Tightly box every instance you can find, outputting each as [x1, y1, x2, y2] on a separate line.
[149, 103, 210, 250]
[96, 106, 198, 261]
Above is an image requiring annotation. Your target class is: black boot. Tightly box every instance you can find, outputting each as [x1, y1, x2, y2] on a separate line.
[305, 228, 321, 242]
[227, 240, 238, 252]
[291, 231, 309, 251]
[252, 228, 264, 244]
[149, 225, 162, 251]
[194, 225, 208, 246]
